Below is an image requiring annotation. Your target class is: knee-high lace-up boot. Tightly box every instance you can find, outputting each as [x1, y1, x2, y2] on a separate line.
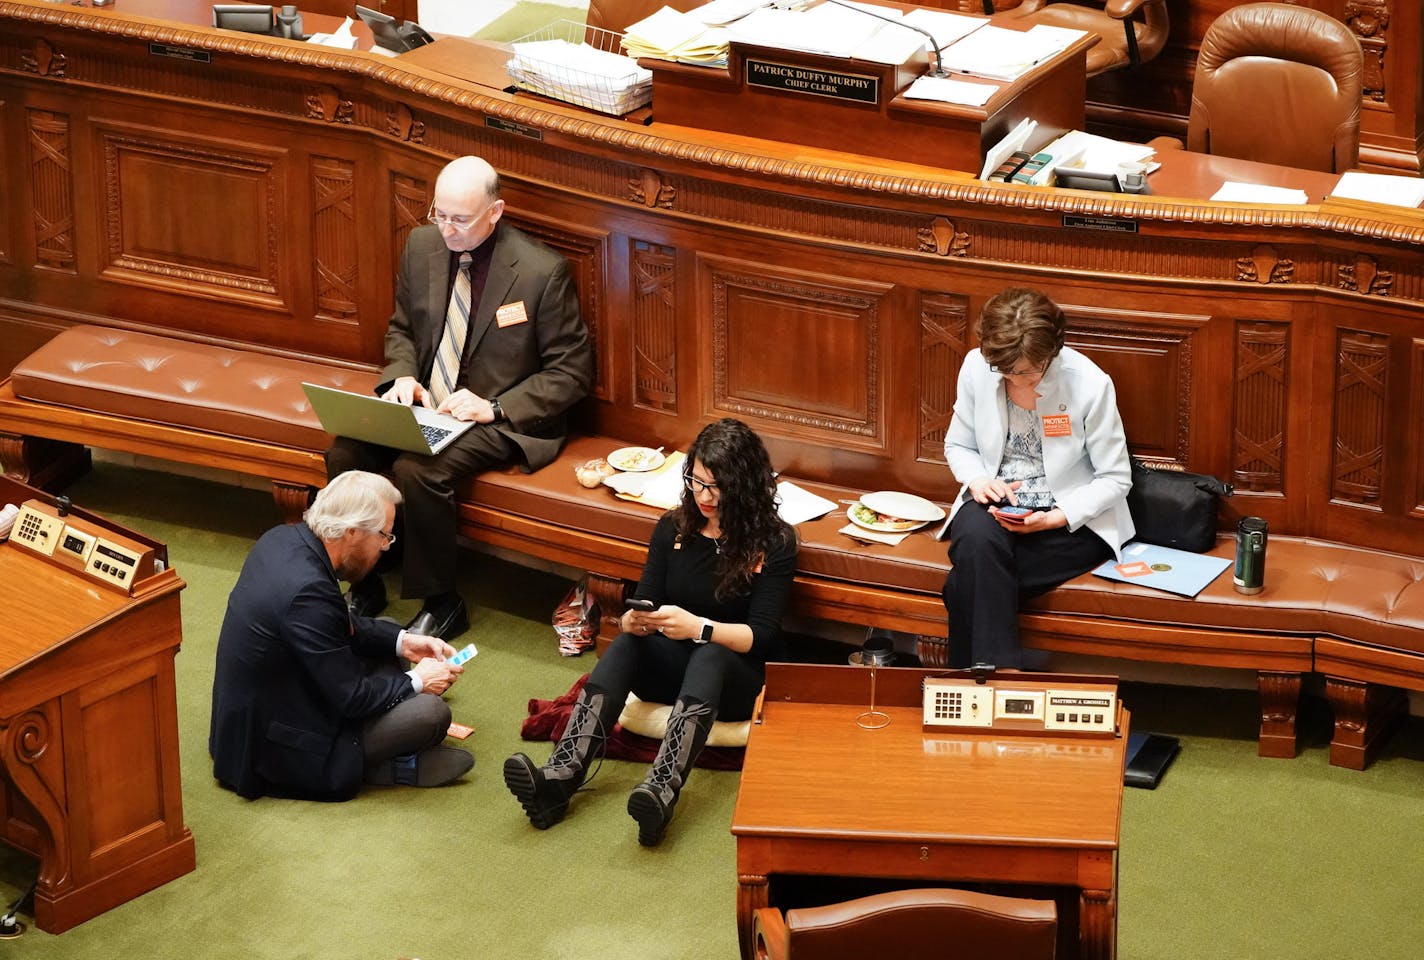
[504, 684, 618, 829]
[626, 697, 713, 846]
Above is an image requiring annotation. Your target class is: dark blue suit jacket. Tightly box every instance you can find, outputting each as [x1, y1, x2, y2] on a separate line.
[209, 523, 407, 800]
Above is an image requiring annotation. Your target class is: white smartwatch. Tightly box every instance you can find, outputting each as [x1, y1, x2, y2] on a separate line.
[696, 618, 713, 644]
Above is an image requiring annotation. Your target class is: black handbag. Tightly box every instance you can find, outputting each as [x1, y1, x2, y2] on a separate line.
[1127, 459, 1233, 553]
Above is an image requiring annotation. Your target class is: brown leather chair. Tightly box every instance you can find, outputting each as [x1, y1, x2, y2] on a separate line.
[985, 0, 1169, 78]
[1174, 2, 1363, 173]
[752, 888, 1058, 960]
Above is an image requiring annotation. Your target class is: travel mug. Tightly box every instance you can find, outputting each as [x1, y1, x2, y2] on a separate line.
[1233, 517, 1268, 594]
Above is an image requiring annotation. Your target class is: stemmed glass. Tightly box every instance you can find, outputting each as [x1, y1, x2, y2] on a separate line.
[856, 657, 891, 729]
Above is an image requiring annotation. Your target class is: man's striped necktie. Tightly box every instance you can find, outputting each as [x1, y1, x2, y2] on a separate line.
[430, 252, 472, 406]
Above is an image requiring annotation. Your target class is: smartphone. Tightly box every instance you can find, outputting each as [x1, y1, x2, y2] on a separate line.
[625, 597, 656, 612]
[447, 643, 477, 667]
[995, 505, 1033, 522]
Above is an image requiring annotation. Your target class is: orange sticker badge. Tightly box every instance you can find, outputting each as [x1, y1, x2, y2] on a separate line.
[1114, 561, 1153, 578]
[1041, 413, 1072, 437]
[496, 301, 529, 327]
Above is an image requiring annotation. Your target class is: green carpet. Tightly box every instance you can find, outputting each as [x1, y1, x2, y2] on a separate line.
[3, 462, 1424, 958]
[474, 3, 586, 43]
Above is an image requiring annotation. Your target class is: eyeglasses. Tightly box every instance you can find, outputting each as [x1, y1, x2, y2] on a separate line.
[683, 473, 719, 497]
[375, 528, 397, 547]
[426, 200, 496, 230]
[990, 359, 1050, 378]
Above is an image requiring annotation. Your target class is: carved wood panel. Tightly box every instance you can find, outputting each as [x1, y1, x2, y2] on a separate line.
[98, 124, 285, 305]
[0, 97, 9, 267]
[917, 292, 970, 463]
[705, 257, 890, 448]
[311, 156, 358, 326]
[1065, 309, 1204, 467]
[631, 240, 677, 414]
[510, 216, 609, 402]
[27, 108, 74, 272]
[1331, 329, 1389, 509]
[1232, 321, 1290, 494]
[1410, 337, 1424, 518]
[390, 171, 429, 280]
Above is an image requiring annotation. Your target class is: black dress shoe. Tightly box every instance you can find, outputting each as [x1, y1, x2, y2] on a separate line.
[405, 597, 469, 641]
[346, 576, 387, 619]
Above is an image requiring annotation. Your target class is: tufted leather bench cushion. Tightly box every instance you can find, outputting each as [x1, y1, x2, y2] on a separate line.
[475, 442, 1424, 656]
[10, 326, 379, 451]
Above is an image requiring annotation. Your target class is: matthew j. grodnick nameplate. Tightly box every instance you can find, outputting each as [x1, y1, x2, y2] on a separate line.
[745, 60, 879, 105]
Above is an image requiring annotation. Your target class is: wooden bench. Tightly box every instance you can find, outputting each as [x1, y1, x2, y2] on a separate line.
[3, 325, 1423, 769]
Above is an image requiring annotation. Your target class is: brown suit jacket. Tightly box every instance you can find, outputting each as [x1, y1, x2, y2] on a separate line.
[379, 222, 592, 470]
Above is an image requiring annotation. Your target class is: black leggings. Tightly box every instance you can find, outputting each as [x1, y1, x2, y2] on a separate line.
[587, 631, 766, 722]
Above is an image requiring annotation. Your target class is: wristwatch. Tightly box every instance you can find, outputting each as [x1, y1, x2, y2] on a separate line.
[696, 618, 713, 644]
[489, 398, 505, 422]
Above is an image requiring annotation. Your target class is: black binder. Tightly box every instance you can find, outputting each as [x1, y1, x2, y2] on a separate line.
[1124, 731, 1180, 789]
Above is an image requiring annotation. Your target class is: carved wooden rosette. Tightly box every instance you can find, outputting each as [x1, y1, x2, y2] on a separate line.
[1233, 321, 1289, 494]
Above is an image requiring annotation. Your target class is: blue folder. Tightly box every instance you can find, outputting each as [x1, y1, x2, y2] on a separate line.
[1093, 541, 1232, 598]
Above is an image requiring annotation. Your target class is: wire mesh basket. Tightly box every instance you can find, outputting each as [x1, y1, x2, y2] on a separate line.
[507, 19, 653, 116]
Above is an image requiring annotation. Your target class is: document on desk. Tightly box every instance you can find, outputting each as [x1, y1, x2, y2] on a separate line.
[940, 23, 1084, 82]
[727, 4, 880, 58]
[903, 74, 994, 107]
[1329, 171, 1424, 209]
[623, 8, 730, 65]
[1210, 182, 1311, 205]
[687, 0, 773, 27]
[901, 9, 988, 51]
[774, 480, 837, 526]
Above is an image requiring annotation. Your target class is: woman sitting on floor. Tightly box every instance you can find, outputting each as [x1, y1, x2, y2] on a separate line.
[504, 417, 797, 846]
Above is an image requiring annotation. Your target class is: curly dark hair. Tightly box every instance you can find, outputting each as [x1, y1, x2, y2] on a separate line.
[672, 418, 794, 600]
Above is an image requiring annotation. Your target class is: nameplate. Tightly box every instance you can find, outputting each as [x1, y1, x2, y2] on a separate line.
[148, 43, 211, 64]
[1062, 214, 1138, 234]
[485, 117, 543, 141]
[745, 59, 879, 105]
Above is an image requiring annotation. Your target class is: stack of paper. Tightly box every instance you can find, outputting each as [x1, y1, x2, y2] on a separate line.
[623, 7, 731, 66]
[1210, 182, 1310, 205]
[1032, 130, 1157, 186]
[1328, 171, 1424, 209]
[687, 0, 773, 27]
[507, 38, 653, 114]
[940, 23, 1084, 82]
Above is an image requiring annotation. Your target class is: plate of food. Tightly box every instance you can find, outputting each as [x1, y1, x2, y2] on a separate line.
[607, 446, 666, 473]
[846, 502, 929, 533]
[860, 491, 946, 523]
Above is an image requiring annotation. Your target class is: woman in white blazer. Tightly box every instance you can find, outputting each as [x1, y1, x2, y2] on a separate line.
[942, 289, 1134, 668]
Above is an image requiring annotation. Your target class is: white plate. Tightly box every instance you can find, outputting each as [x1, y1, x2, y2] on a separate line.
[607, 446, 666, 473]
[860, 490, 946, 523]
[846, 503, 929, 533]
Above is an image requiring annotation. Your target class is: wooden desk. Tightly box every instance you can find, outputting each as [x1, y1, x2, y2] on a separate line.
[0, 476, 193, 932]
[732, 663, 1127, 960]
[645, 20, 1096, 170]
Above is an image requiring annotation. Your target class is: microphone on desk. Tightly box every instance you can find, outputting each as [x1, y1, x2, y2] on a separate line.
[821, 0, 947, 77]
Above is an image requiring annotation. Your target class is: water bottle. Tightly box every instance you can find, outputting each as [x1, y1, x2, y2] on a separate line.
[1233, 517, 1268, 595]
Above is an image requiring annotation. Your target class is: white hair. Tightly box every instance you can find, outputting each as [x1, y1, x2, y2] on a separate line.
[304, 471, 401, 542]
